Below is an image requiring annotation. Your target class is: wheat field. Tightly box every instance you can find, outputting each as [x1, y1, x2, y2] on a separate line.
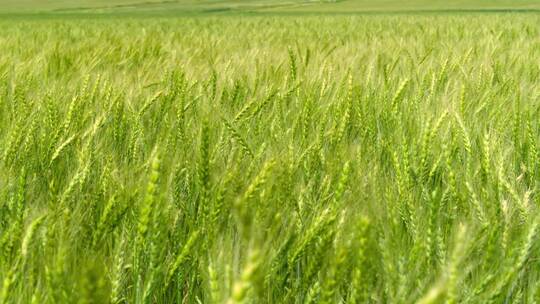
[1, 13, 540, 303]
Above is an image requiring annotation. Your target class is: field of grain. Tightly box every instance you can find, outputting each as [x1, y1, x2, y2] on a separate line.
[1, 0, 539, 13]
[1, 11, 540, 304]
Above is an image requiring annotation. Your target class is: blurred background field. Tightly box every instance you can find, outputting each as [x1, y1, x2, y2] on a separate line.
[1, 0, 539, 14]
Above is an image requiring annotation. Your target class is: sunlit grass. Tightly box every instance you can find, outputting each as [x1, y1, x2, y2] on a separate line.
[0, 14, 539, 303]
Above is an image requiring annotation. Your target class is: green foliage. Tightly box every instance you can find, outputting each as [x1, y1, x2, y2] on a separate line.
[0, 14, 539, 303]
